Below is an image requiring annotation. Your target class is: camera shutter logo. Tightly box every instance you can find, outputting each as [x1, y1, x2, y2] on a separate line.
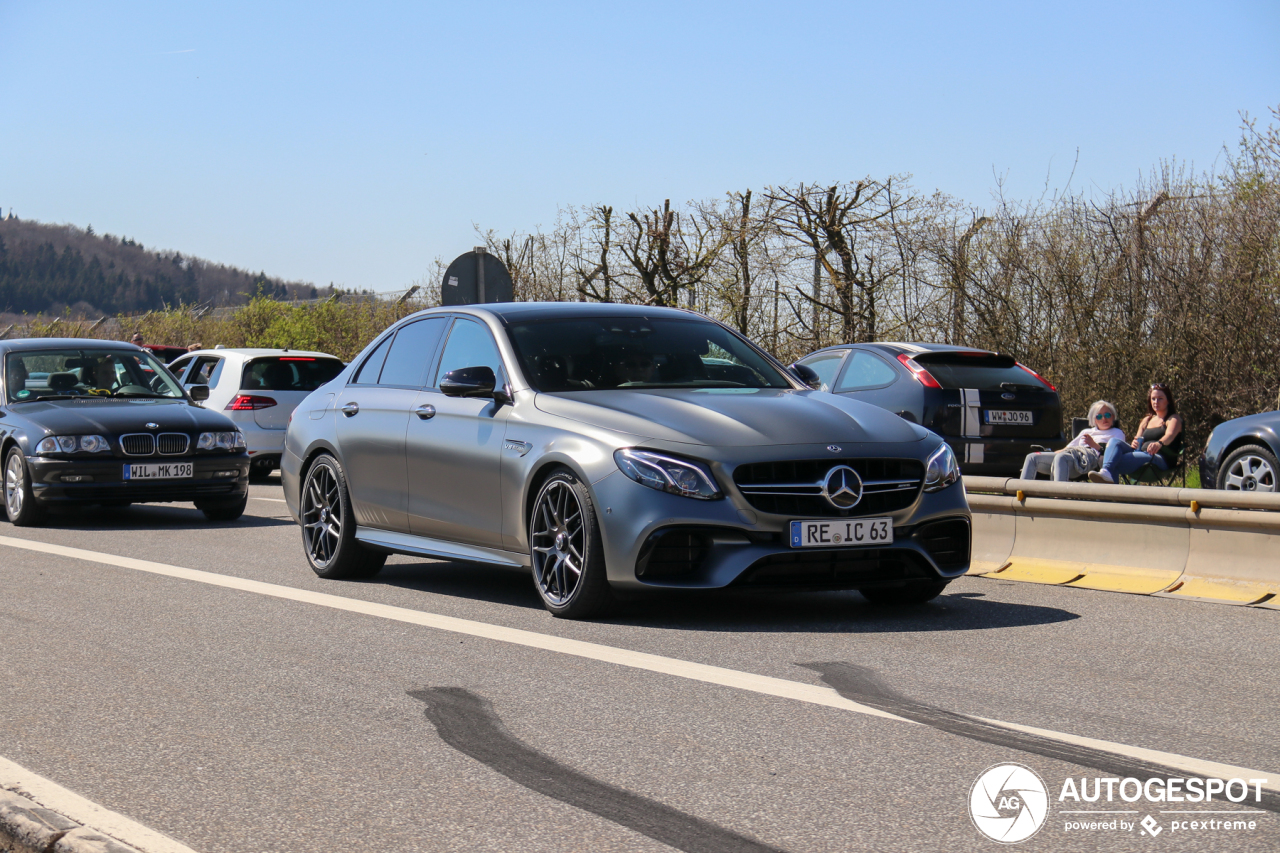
[821, 465, 863, 510]
[969, 763, 1049, 844]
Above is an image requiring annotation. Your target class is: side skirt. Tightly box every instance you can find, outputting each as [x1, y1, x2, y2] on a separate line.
[354, 527, 531, 569]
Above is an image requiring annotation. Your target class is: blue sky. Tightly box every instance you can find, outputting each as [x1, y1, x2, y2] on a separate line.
[2, 1, 1276, 292]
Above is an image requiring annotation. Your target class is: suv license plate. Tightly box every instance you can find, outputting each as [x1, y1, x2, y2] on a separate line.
[984, 409, 1034, 425]
[124, 462, 193, 480]
[790, 517, 893, 548]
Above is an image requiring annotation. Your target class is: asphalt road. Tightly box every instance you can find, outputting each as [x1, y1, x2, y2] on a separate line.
[1, 479, 1277, 853]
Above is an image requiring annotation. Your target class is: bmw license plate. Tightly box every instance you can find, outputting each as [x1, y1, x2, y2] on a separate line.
[790, 517, 893, 548]
[123, 462, 193, 480]
[984, 409, 1034, 425]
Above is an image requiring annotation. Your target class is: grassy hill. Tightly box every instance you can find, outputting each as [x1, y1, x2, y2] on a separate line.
[0, 217, 328, 317]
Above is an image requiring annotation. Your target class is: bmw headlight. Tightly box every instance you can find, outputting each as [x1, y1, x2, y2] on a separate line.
[923, 442, 960, 492]
[614, 449, 722, 500]
[198, 431, 246, 451]
[35, 435, 111, 455]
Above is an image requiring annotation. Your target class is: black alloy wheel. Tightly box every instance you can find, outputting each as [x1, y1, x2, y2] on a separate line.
[860, 579, 950, 605]
[3, 447, 46, 527]
[529, 470, 612, 619]
[1218, 445, 1278, 493]
[301, 455, 386, 579]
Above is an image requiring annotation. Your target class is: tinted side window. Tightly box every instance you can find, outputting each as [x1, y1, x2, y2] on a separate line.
[169, 356, 193, 380]
[186, 356, 224, 387]
[835, 351, 898, 391]
[351, 334, 394, 384]
[378, 317, 448, 387]
[798, 352, 846, 391]
[433, 319, 504, 386]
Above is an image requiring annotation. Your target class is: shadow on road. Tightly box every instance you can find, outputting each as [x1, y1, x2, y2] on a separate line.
[368, 558, 1079, 631]
[29, 503, 294, 531]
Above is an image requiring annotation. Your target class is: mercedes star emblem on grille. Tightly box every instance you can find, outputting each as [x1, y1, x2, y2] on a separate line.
[821, 465, 863, 510]
[145, 422, 160, 429]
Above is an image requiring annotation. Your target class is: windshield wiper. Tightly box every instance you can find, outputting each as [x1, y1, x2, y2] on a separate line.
[113, 392, 177, 399]
[15, 394, 78, 402]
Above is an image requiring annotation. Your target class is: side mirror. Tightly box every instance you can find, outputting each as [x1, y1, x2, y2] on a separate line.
[189, 384, 210, 402]
[789, 362, 822, 390]
[440, 366, 497, 399]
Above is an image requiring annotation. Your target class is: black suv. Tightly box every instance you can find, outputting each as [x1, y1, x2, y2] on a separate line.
[795, 343, 1064, 475]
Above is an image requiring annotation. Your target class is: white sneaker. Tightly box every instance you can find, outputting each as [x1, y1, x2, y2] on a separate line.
[1088, 470, 1114, 485]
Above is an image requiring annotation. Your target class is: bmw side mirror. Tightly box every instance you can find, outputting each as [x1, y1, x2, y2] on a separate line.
[440, 366, 498, 399]
[789, 362, 822, 390]
[189, 384, 210, 402]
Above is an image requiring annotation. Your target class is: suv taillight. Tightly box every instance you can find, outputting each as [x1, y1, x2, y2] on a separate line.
[896, 354, 942, 389]
[226, 395, 277, 410]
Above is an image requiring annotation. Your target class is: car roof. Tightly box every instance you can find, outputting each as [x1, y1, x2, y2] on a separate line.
[0, 337, 146, 354]
[177, 348, 339, 360]
[807, 341, 999, 357]
[406, 301, 705, 323]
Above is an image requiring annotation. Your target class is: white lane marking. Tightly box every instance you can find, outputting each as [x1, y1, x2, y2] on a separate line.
[0, 535, 903, 722]
[3, 534, 1277, 791]
[0, 755, 197, 853]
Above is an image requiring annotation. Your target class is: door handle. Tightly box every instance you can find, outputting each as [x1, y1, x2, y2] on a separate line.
[340, 402, 359, 417]
[414, 404, 436, 420]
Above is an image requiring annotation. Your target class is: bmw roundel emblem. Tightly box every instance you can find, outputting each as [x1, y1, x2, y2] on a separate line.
[827, 445, 842, 453]
[145, 422, 159, 429]
[821, 465, 863, 510]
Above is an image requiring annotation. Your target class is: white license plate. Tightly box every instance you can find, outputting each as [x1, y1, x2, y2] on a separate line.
[984, 409, 1034, 425]
[790, 517, 893, 548]
[123, 462, 193, 480]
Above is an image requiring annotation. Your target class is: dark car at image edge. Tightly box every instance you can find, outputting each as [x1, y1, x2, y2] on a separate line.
[1199, 410, 1280, 493]
[795, 342, 1065, 476]
[1, 338, 252, 525]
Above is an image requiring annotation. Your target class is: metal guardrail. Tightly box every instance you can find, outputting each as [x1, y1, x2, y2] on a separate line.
[964, 476, 1280, 608]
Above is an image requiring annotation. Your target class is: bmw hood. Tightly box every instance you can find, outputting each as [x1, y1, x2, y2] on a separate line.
[534, 388, 930, 447]
[10, 399, 237, 435]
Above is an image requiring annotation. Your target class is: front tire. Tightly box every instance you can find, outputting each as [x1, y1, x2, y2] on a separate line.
[3, 447, 46, 527]
[860, 580, 950, 605]
[197, 495, 248, 522]
[1217, 445, 1278, 492]
[301, 455, 386, 579]
[529, 470, 612, 619]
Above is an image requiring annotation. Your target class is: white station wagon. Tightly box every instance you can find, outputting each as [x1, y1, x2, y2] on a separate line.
[169, 348, 345, 481]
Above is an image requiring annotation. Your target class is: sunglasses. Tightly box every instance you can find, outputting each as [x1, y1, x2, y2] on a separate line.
[1095, 412, 1115, 420]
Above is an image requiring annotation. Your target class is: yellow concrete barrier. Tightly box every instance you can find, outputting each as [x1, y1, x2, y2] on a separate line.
[963, 476, 1280, 608]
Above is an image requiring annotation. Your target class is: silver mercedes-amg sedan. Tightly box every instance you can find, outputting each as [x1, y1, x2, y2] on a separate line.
[282, 302, 969, 619]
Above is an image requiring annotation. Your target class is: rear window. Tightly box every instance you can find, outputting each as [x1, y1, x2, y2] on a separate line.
[241, 356, 344, 392]
[913, 353, 1050, 391]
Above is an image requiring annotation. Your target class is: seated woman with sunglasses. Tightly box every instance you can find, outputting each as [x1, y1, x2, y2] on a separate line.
[1089, 383, 1183, 484]
[1019, 400, 1125, 481]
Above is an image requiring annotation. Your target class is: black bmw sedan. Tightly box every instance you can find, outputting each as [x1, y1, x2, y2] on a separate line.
[1, 338, 251, 525]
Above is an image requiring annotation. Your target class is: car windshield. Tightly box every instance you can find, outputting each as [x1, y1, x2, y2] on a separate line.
[506, 317, 793, 392]
[4, 348, 186, 402]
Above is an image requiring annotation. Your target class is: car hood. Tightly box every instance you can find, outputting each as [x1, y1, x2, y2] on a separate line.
[534, 388, 930, 447]
[8, 398, 237, 434]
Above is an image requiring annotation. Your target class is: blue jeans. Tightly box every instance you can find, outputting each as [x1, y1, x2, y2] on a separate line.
[1101, 441, 1170, 478]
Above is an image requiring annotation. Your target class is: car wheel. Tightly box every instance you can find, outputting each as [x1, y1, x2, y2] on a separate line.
[3, 447, 46, 527]
[196, 495, 248, 522]
[300, 455, 386, 579]
[1217, 445, 1278, 492]
[860, 580, 950, 605]
[529, 470, 612, 619]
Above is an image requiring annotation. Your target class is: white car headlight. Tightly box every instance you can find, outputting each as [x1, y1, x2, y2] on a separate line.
[923, 442, 961, 492]
[614, 449, 722, 500]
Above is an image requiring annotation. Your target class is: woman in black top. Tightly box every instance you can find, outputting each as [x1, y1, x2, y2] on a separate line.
[1089, 383, 1183, 484]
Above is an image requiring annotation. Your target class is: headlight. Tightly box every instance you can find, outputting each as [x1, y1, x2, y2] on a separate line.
[35, 435, 111, 455]
[198, 431, 245, 451]
[923, 442, 960, 492]
[614, 448, 722, 500]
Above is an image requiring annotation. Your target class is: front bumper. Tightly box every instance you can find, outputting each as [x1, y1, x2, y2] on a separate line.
[590, 468, 971, 591]
[28, 453, 250, 504]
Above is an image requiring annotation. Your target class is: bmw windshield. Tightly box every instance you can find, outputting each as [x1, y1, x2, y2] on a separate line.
[4, 348, 186, 402]
[506, 317, 793, 392]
